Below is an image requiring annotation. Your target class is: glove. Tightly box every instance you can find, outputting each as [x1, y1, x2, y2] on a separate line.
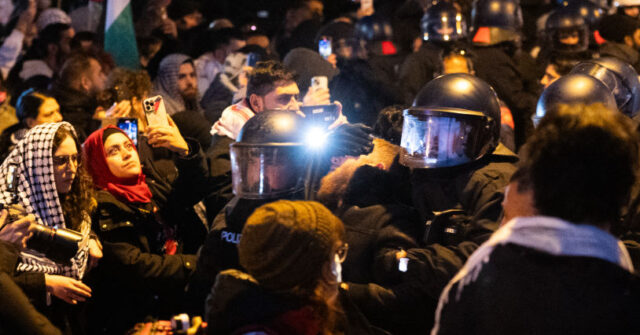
[326, 123, 374, 157]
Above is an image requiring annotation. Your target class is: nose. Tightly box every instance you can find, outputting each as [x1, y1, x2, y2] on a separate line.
[53, 112, 63, 123]
[287, 97, 301, 111]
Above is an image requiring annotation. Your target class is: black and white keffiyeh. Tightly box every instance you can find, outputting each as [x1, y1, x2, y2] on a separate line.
[0, 122, 90, 279]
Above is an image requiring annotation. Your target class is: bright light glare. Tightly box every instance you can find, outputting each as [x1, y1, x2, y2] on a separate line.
[306, 127, 328, 150]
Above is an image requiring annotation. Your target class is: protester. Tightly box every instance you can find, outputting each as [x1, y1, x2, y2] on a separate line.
[0, 122, 98, 334]
[0, 89, 62, 162]
[433, 103, 640, 334]
[152, 53, 201, 115]
[83, 122, 207, 334]
[206, 200, 387, 335]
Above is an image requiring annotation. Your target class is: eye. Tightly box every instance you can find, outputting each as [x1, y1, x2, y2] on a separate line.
[106, 147, 119, 156]
[124, 142, 134, 150]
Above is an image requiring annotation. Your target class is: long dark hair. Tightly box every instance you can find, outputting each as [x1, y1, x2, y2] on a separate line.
[52, 126, 96, 230]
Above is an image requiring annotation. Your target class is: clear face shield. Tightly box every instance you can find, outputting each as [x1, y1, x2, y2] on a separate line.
[400, 108, 496, 168]
[572, 63, 632, 113]
[230, 143, 307, 199]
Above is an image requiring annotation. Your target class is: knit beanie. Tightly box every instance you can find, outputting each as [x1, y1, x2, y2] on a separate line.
[598, 14, 640, 43]
[283, 48, 339, 96]
[238, 200, 344, 292]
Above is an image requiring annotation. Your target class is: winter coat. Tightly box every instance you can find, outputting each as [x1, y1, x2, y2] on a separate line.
[186, 197, 274, 315]
[433, 216, 640, 335]
[0, 241, 62, 335]
[398, 43, 445, 104]
[87, 139, 208, 334]
[340, 144, 518, 334]
[206, 269, 389, 335]
[473, 46, 539, 148]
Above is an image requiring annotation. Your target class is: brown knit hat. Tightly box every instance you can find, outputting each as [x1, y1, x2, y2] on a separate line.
[238, 200, 345, 292]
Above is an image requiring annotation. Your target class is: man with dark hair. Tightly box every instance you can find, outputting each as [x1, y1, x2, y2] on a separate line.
[50, 52, 106, 140]
[7, 23, 75, 97]
[194, 28, 246, 96]
[598, 13, 640, 72]
[206, 61, 307, 217]
[433, 103, 640, 334]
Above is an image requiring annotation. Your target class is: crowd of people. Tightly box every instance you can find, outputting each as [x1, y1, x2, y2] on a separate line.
[1, 0, 640, 334]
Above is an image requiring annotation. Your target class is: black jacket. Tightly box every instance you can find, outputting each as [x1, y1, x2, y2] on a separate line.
[473, 46, 540, 148]
[340, 144, 517, 334]
[398, 43, 445, 104]
[87, 139, 208, 334]
[434, 243, 640, 334]
[0, 241, 62, 335]
[204, 134, 235, 223]
[206, 269, 389, 335]
[187, 197, 273, 315]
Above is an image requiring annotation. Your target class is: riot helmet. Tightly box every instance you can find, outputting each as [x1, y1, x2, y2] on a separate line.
[534, 73, 617, 125]
[354, 15, 394, 42]
[400, 73, 501, 168]
[421, 1, 468, 42]
[230, 110, 308, 199]
[545, 6, 590, 53]
[570, 57, 640, 118]
[471, 0, 523, 45]
[353, 15, 397, 56]
[563, 0, 604, 30]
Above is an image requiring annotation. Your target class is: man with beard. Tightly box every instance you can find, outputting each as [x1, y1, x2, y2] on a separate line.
[152, 53, 202, 115]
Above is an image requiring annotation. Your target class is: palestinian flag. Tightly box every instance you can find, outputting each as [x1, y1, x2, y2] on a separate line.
[104, 0, 139, 69]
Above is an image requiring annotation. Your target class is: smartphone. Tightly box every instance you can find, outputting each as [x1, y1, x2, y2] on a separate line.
[319, 38, 332, 59]
[247, 52, 259, 67]
[398, 257, 409, 272]
[301, 104, 339, 128]
[143, 95, 169, 127]
[117, 118, 138, 146]
[310, 76, 328, 92]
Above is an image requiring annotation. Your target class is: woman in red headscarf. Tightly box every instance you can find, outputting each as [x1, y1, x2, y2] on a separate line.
[82, 119, 207, 334]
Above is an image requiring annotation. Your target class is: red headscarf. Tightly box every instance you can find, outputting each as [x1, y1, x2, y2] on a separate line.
[83, 126, 152, 204]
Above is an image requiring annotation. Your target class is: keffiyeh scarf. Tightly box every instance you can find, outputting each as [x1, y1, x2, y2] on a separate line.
[0, 122, 90, 279]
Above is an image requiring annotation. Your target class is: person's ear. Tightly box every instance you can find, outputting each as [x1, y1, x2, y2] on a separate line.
[249, 94, 264, 113]
[80, 74, 91, 93]
[25, 117, 37, 128]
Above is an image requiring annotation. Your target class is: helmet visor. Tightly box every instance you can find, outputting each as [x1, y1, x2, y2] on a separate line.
[400, 108, 494, 168]
[572, 63, 632, 111]
[230, 143, 306, 199]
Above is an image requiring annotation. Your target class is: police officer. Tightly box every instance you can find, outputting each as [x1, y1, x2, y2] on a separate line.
[570, 57, 640, 119]
[534, 73, 618, 125]
[398, 1, 469, 104]
[340, 74, 518, 334]
[471, 0, 540, 149]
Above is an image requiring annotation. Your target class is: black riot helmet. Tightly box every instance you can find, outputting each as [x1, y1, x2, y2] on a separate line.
[400, 73, 501, 168]
[471, 0, 523, 46]
[354, 15, 394, 42]
[535, 73, 617, 125]
[561, 0, 604, 30]
[545, 6, 590, 53]
[570, 57, 640, 118]
[230, 110, 308, 199]
[353, 15, 397, 55]
[421, 1, 468, 43]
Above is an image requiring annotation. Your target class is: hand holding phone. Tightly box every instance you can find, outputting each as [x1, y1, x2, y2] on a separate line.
[143, 95, 170, 127]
